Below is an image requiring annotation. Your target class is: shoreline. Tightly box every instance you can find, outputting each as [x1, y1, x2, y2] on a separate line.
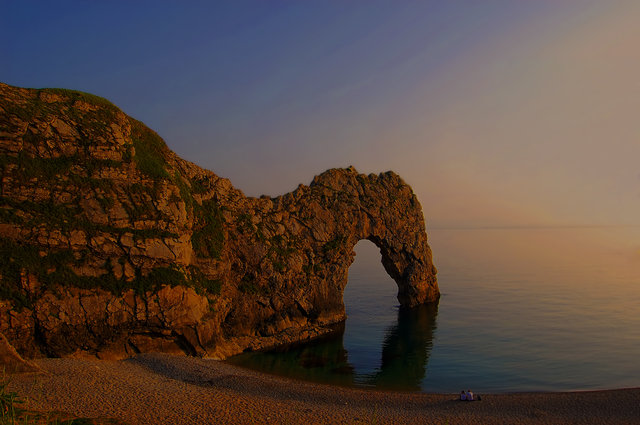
[225, 356, 632, 396]
[7, 353, 640, 425]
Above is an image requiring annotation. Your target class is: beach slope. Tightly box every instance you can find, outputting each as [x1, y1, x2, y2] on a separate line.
[8, 354, 639, 425]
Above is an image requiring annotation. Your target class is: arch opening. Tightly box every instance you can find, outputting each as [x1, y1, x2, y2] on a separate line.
[341, 239, 439, 388]
[227, 239, 439, 390]
[342, 240, 400, 380]
[344, 239, 399, 316]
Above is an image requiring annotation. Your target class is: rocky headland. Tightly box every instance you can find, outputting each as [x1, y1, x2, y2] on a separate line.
[0, 82, 438, 364]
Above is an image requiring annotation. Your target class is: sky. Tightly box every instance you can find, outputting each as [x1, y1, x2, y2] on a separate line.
[2, 0, 639, 230]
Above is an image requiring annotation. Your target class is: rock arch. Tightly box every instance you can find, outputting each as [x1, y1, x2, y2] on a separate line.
[0, 83, 438, 359]
[341, 168, 436, 302]
[239, 166, 440, 322]
[217, 167, 439, 356]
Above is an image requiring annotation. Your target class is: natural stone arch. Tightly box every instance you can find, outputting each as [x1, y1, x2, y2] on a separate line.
[363, 233, 438, 308]
[218, 167, 439, 355]
[251, 167, 440, 320]
[0, 83, 438, 360]
[317, 167, 438, 305]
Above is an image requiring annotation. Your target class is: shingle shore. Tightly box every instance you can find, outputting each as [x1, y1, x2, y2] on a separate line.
[8, 353, 640, 425]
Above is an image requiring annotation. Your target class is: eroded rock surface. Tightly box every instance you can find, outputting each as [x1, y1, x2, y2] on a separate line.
[0, 82, 438, 360]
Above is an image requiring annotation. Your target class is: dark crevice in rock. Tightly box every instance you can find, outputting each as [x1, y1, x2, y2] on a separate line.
[32, 315, 53, 358]
[173, 332, 198, 357]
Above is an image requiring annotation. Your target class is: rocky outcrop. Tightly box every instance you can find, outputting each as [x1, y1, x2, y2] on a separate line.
[0, 82, 438, 361]
[0, 332, 40, 373]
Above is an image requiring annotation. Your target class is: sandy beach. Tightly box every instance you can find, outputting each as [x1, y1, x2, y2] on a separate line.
[5, 353, 639, 425]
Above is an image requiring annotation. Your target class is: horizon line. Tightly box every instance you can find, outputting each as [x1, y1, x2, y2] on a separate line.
[428, 224, 640, 230]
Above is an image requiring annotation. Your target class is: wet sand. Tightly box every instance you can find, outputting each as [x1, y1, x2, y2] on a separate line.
[7, 353, 640, 424]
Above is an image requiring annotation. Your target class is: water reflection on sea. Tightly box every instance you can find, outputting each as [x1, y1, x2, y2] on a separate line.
[227, 227, 640, 393]
[226, 302, 439, 391]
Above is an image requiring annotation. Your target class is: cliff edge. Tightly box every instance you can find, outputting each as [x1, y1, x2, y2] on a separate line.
[0, 82, 438, 361]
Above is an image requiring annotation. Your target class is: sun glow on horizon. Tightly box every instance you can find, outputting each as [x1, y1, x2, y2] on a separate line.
[1, 1, 638, 232]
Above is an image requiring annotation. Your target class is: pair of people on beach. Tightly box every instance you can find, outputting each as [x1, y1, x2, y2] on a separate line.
[460, 390, 477, 401]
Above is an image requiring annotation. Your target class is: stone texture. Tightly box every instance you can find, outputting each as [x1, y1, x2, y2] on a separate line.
[0, 332, 40, 373]
[0, 82, 438, 361]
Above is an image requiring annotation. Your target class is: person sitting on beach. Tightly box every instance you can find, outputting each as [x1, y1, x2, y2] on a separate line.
[466, 390, 474, 401]
[460, 391, 466, 401]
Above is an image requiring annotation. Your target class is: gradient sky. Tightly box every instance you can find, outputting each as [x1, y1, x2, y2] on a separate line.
[2, 1, 639, 229]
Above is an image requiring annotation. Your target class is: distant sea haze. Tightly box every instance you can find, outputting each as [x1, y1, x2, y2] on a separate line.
[230, 226, 640, 392]
[429, 224, 640, 230]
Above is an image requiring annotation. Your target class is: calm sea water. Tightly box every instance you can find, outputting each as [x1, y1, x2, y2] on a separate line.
[227, 227, 640, 393]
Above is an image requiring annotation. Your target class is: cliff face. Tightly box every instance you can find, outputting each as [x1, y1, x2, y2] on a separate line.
[0, 82, 439, 361]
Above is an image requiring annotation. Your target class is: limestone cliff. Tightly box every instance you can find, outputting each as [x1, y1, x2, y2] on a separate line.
[0, 82, 438, 361]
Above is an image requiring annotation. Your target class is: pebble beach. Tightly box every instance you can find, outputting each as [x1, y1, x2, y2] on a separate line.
[7, 353, 640, 424]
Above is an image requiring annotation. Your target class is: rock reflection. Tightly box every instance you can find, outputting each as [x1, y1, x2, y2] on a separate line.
[227, 301, 439, 391]
[368, 301, 439, 390]
[227, 323, 356, 387]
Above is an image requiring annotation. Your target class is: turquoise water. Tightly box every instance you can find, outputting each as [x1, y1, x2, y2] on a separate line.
[227, 227, 640, 393]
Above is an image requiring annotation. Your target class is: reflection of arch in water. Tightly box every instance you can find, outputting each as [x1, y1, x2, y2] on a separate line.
[368, 301, 439, 391]
[227, 303, 439, 390]
[345, 240, 440, 390]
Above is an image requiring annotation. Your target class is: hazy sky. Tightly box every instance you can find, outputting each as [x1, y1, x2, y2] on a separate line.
[2, 1, 639, 228]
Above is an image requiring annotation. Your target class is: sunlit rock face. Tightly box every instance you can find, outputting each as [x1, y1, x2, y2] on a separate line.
[0, 82, 438, 360]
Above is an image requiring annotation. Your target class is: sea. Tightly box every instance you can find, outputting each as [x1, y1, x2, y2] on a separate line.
[227, 226, 640, 393]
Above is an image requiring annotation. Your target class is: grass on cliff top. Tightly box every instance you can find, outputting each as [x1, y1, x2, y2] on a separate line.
[43, 88, 119, 111]
[130, 120, 170, 182]
[3, 83, 225, 271]
[2, 85, 117, 116]
[129, 121, 206, 217]
[4, 83, 171, 185]
[3, 86, 120, 134]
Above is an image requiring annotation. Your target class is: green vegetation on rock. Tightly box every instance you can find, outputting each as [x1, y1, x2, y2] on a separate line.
[188, 266, 222, 295]
[0, 197, 177, 239]
[172, 170, 194, 212]
[238, 274, 266, 295]
[130, 120, 170, 181]
[192, 199, 225, 259]
[44, 88, 119, 110]
[322, 235, 347, 253]
[0, 238, 222, 309]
